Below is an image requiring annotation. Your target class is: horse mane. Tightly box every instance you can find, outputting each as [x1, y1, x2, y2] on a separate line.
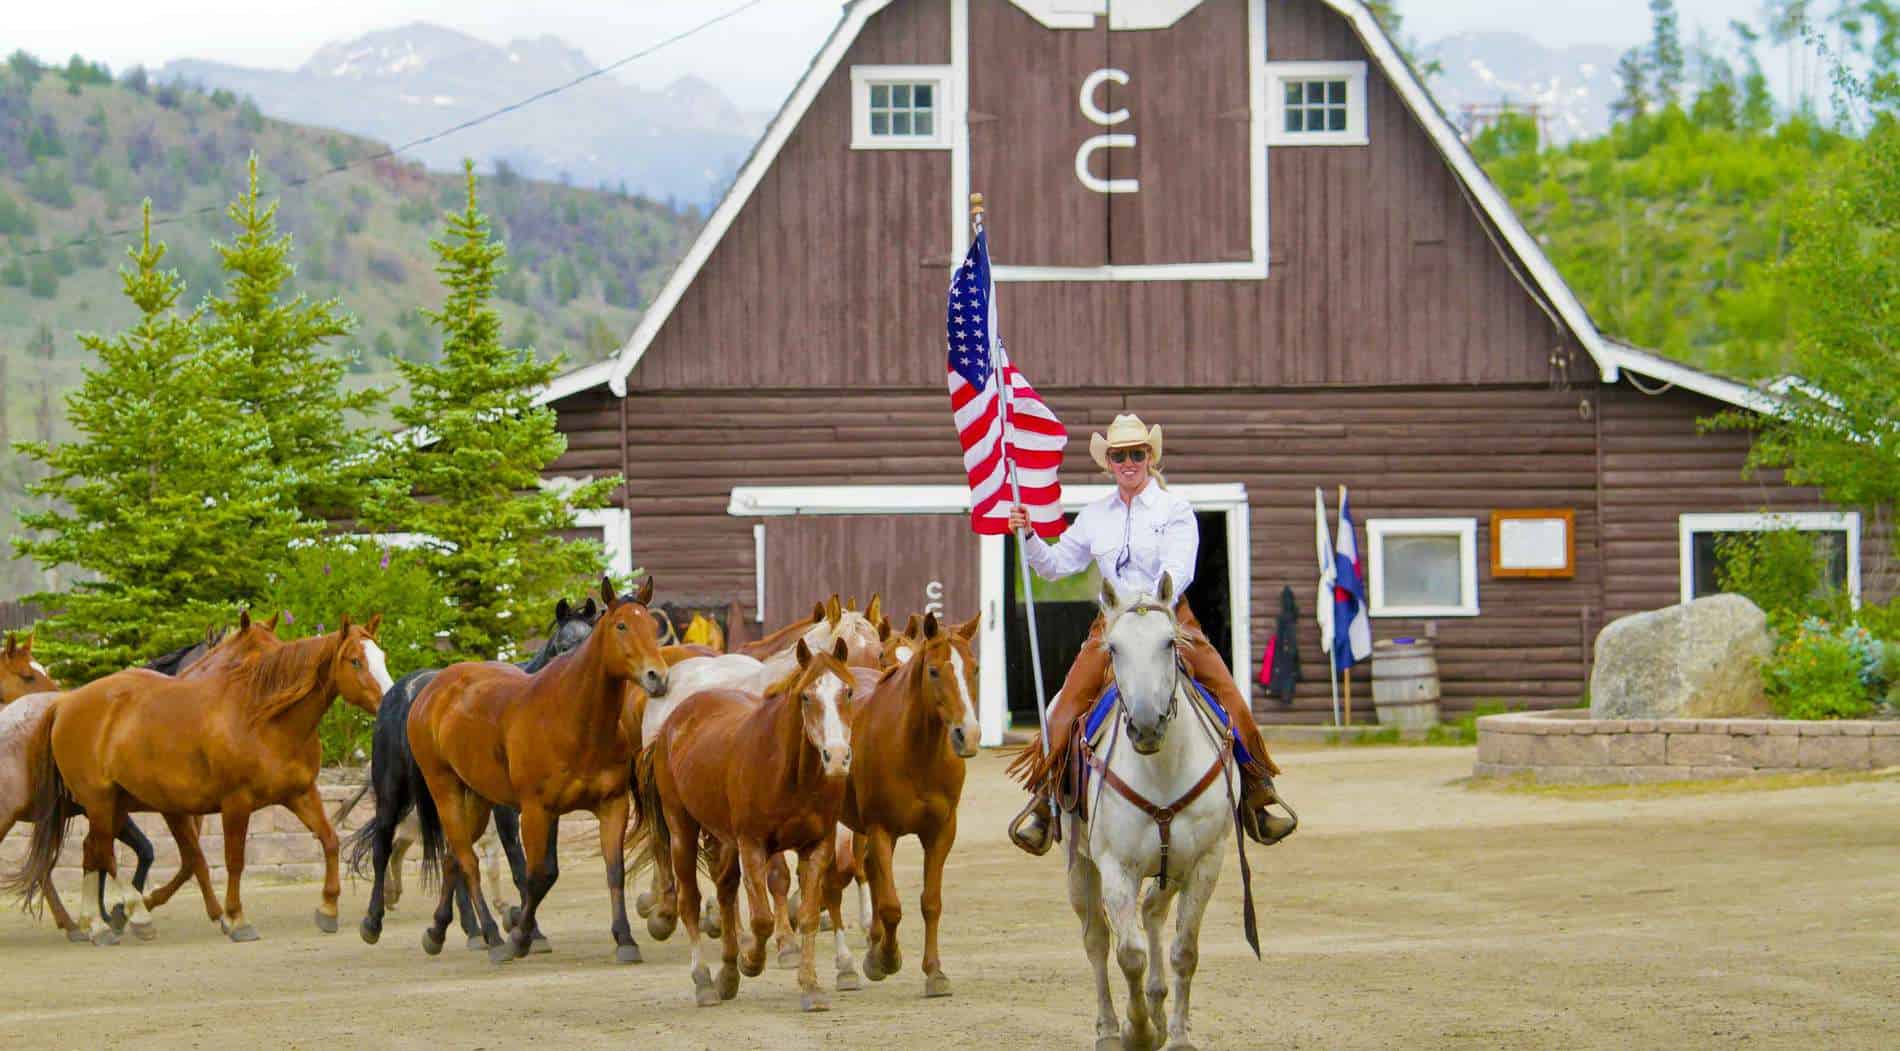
[232, 632, 339, 723]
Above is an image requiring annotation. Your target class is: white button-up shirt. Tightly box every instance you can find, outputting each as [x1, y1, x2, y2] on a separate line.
[1024, 479, 1198, 598]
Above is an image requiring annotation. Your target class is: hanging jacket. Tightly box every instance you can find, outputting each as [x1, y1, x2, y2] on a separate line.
[1258, 586, 1303, 702]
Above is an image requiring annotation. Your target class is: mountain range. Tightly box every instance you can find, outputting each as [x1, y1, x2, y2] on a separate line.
[162, 24, 771, 207]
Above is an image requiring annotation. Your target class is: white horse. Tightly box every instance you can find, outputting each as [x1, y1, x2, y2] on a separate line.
[1067, 574, 1242, 1051]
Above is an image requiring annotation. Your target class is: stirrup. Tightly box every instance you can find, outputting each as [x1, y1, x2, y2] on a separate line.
[1008, 797, 1055, 857]
[1240, 778, 1299, 846]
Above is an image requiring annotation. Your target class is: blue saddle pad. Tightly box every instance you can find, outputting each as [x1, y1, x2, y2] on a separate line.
[1084, 680, 1249, 767]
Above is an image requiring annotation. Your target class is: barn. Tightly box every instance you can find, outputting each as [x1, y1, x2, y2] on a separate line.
[531, 0, 1879, 741]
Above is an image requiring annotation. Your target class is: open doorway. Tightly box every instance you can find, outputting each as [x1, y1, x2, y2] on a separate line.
[1003, 510, 1233, 727]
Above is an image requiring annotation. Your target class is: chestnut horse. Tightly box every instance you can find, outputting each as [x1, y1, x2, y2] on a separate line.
[634, 637, 857, 1012]
[0, 615, 284, 941]
[830, 612, 981, 996]
[407, 577, 668, 965]
[6, 617, 390, 944]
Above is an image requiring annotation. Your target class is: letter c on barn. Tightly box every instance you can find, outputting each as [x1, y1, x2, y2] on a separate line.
[1079, 68, 1130, 125]
[1076, 68, 1137, 194]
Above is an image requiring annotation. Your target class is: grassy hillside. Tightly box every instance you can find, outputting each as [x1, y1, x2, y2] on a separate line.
[0, 54, 701, 599]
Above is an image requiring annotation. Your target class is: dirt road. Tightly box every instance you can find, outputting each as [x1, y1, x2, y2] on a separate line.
[2, 746, 1895, 1049]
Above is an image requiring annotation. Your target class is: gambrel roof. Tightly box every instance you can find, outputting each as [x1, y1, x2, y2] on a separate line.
[535, 0, 1761, 411]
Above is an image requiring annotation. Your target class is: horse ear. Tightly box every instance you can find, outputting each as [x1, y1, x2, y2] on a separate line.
[1155, 572, 1174, 606]
[366, 613, 383, 637]
[866, 593, 882, 625]
[600, 575, 616, 607]
[845, 596, 859, 612]
[265, 611, 282, 632]
[635, 575, 655, 607]
[240, 609, 253, 631]
[555, 598, 571, 620]
[21, 630, 33, 655]
[878, 620, 892, 642]
[825, 595, 842, 627]
[795, 639, 813, 667]
[904, 613, 922, 639]
[954, 614, 980, 641]
[339, 611, 351, 633]
[3, 633, 15, 656]
[581, 596, 599, 619]
[810, 601, 825, 624]
[1099, 578, 1122, 614]
[922, 612, 941, 639]
[832, 637, 850, 662]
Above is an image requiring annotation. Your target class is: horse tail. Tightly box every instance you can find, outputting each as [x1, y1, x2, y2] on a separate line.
[345, 680, 428, 881]
[5, 706, 72, 913]
[331, 780, 373, 830]
[625, 745, 666, 877]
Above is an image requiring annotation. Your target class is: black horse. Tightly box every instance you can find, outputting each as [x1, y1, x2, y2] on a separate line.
[349, 597, 602, 951]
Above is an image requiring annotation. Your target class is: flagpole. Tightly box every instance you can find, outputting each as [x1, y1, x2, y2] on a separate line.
[974, 193, 1053, 757]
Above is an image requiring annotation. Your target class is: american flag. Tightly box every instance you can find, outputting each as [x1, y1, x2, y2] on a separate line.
[947, 228, 1067, 538]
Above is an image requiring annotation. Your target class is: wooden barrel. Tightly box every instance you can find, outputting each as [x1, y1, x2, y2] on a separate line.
[1370, 638, 1441, 731]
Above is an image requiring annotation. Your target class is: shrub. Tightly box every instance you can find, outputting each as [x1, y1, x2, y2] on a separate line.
[256, 539, 453, 765]
[1764, 621, 1876, 720]
[1713, 528, 1848, 631]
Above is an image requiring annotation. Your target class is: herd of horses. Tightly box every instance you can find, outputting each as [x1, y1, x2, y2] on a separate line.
[0, 572, 1262, 1050]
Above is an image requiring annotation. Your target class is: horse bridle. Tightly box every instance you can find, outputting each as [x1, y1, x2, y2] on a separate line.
[1113, 601, 1182, 741]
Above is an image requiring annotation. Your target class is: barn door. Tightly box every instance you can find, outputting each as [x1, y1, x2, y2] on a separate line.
[763, 515, 980, 630]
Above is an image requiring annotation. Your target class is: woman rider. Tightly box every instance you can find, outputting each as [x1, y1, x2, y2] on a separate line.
[1006, 413, 1297, 855]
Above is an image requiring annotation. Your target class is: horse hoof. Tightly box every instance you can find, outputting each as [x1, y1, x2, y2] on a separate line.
[131, 921, 158, 942]
[505, 905, 522, 932]
[422, 929, 445, 956]
[91, 928, 121, 947]
[692, 966, 720, 1007]
[703, 914, 723, 938]
[66, 927, 90, 944]
[615, 943, 643, 964]
[635, 891, 654, 918]
[108, 905, 128, 933]
[646, 913, 677, 942]
[739, 951, 765, 979]
[466, 934, 488, 951]
[924, 972, 952, 998]
[836, 969, 861, 992]
[531, 933, 553, 955]
[801, 992, 830, 1013]
[359, 919, 381, 945]
[716, 964, 740, 1001]
[313, 909, 338, 934]
[863, 953, 887, 982]
[487, 940, 516, 965]
[227, 924, 260, 943]
[777, 942, 802, 968]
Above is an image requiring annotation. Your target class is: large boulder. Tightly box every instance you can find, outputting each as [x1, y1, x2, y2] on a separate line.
[1590, 594, 1774, 720]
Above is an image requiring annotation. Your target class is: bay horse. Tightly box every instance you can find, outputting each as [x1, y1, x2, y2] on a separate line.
[823, 611, 981, 997]
[634, 635, 858, 1011]
[6, 617, 391, 944]
[348, 595, 602, 952]
[1065, 574, 1247, 1051]
[0, 614, 283, 942]
[408, 577, 667, 965]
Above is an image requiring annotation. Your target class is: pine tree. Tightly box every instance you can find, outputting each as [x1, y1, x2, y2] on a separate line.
[1612, 48, 1653, 123]
[1649, 0, 1686, 103]
[368, 163, 621, 663]
[202, 155, 384, 520]
[12, 205, 313, 681]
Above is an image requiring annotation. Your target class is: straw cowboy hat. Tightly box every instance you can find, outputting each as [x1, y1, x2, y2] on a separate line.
[1090, 413, 1164, 473]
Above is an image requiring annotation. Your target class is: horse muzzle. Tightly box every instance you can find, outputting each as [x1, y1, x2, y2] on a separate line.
[949, 723, 979, 759]
[820, 745, 853, 778]
[1123, 717, 1166, 755]
[642, 667, 670, 698]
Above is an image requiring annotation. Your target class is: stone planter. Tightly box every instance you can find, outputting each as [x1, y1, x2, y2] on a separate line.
[1474, 709, 1900, 784]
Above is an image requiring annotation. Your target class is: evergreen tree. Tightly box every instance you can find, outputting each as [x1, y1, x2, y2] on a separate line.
[13, 205, 313, 681]
[1649, 0, 1686, 103]
[1612, 48, 1652, 123]
[202, 155, 384, 520]
[368, 163, 621, 663]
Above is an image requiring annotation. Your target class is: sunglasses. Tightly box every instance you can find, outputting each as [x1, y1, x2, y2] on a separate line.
[1107, 447, 1149, 465]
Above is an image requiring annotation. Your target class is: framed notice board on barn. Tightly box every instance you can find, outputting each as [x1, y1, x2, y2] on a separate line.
[1491, 509, 1575, 579]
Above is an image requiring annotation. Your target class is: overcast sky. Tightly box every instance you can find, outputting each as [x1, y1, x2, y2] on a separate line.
[9, 1, 1766, 111]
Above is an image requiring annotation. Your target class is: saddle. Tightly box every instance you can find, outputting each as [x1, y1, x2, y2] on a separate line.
[1055, 679, 1239, 825]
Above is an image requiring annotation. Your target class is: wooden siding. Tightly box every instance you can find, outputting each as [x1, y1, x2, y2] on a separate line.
[1597, 386, 1892, 621]
[631, 0, 1589, 393]
[763, 515, 979, 627]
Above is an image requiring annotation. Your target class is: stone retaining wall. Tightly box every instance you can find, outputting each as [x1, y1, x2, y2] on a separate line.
[1475, 709, 1900, 784]
[0, 782, 608, 888]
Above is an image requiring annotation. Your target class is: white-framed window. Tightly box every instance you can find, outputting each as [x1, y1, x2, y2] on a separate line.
[1367, 518, 1479, 618]
[850, 65, 955, 150]
[1678, 512, 1860, 605]
[1264, 61, 1369, 146]
[574, 507, 634, 580]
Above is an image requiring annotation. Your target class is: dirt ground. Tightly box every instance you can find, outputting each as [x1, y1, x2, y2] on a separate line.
[2, 745, 1896, 1050]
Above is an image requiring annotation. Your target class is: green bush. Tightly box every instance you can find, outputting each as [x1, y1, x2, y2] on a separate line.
[256, 539, 453, 765]
[1713, 528, 1848, 631]
[1764, 622, 1876, 720]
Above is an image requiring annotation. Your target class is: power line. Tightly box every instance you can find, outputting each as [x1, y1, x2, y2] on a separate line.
[13, 0, 764, 259]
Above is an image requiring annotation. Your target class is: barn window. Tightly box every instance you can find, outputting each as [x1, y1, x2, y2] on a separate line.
[1678, 512, 1860, 605]
[851, 65, 955, 150]
[1366, 518, 1479, 618]
[1264, 61, 1368, 147]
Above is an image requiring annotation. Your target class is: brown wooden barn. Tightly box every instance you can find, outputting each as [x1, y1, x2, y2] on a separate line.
[530, 0, 1880, 741]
